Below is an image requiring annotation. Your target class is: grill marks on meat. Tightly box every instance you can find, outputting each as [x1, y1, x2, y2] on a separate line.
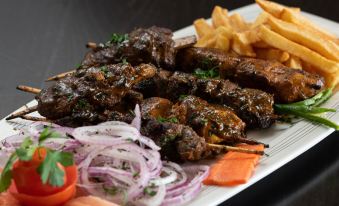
[134, 68, 276, 128]
[37, 63, 156, 126]
[177, 47, 324, 103]
[82, 26, 176, 69]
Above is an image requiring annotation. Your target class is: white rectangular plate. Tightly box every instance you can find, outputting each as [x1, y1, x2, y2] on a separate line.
[1, 3, 338, 206]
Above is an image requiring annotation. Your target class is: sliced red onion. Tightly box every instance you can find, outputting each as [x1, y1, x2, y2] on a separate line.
[72, 125, 140, 145]
[131, 104, 141, 131]
[149, 167, 178, 186]
[136, 185, 166, 206]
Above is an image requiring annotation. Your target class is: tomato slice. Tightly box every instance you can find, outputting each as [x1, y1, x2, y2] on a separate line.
[9, 165, 77, 206]
[12, 147, 67, 196]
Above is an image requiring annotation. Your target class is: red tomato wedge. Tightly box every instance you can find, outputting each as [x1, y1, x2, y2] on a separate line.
[9, 165, 77, 206]
[12, 147, 68, 196]
[203, 144, 264, 186]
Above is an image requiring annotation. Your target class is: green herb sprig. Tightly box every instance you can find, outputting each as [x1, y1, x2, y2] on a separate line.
[193, 57, 220, 79]
[274, 88, 338, 130]
[193, 68, 219, 79]
[0, 127, 74, 192]
[106, 33, 128, 46]
[157, 116, 179, 123]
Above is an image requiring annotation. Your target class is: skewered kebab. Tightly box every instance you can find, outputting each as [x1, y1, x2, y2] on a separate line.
[8, 87, 266, 162]
[134, 66, 276, 129]
[46, 26, 196, 81]
[176, 47, 325, 103]
[46, 26, 324, 105]
[13, 63, 276, 129]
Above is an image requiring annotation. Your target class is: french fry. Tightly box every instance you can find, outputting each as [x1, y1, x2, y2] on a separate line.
[280, 9, 338, 43]
[194, 18, 214, 38]
[252, 41, 271, 48]
[233, 29, 261, 46]
[259, 25, 339, 87]
[267, 16, 339, 61]
[211, 6, 232, 29]
[285, 55, 302, 69]
[256, 0, 300, 18]
[232, 33, 256, 57]
[195, 33, 216, 48]
[215, 26, 233, 39]
[229, 13, 249, 32]
[256, 48, 290, 62]
[215, 27, 232, 51]
[251, 12, 270, 29]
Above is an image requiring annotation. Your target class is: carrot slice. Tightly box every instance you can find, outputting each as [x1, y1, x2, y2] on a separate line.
[203, 144, 264, 186]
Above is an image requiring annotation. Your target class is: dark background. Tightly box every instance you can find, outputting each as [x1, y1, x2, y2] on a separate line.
[0, 0, 338, 205]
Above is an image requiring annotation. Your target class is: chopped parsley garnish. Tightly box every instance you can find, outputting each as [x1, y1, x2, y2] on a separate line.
[77, 99, 89, 109]
[121, 58, 128, 65]
[144, 186, 157, 196]
[100, 65, 109, 75]
[75, 63, 82, 69]
[67, 94, 74, 102]
[193, 68, 219, 79]
[108, 33, 128, 45]
[103, 185, 119, 196]
[193, 56, 220, 79]
[157, 117, 179, 123]
[179, 94, 188, 101]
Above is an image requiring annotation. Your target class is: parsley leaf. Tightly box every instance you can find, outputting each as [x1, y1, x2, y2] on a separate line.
[39, 127, 60, 144]
[193, 56, 220, 79]
[37, 150, 74, 187]
[179, 94, 188, 101]
[75, 63, 82, 69]
[16, 137, 36, 161]
[0, 153, 17, 192]
[193, 68, 219, 79]
[144, 186, 157, 196]
[121, 58, 128, 65]
[157, 117, 179, 123]
[109, 33, 128, 44]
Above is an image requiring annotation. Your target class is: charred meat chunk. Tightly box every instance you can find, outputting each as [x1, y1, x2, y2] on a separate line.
[141, 119, 207, 161]
[82, 26, 176, 69]
[170, 95, 245, 144]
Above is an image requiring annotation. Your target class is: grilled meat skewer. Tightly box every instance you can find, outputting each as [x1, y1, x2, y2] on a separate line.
[176, 47, 325, 103]
[134, 66, 276, 129]
[37, 63, 156, 123]
[141, 119, 264, 162]
[140, 96, 266, 147]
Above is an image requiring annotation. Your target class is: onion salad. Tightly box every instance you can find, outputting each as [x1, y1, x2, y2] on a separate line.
[1, 105, 209, 206]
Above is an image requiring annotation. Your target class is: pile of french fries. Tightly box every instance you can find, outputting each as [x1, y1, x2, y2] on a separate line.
[194, 0, 339, 88]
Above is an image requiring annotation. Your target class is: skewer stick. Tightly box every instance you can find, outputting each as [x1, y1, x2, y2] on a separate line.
[237, 137, 269, 148]
[46, 35, 197, 82]
[86, 42, 98, 49]
[21, 115, 49, 122]
[16, 85, 41, 94]
[46, 70, 76, 82]
[6, 105, 38, 120]
[208, 143, 267, 156]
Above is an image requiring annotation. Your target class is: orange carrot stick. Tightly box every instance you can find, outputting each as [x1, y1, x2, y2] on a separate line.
[203, 144, 264, 186]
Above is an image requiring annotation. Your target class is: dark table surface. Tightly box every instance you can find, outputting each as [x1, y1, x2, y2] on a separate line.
[0, 0, 338, 205]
